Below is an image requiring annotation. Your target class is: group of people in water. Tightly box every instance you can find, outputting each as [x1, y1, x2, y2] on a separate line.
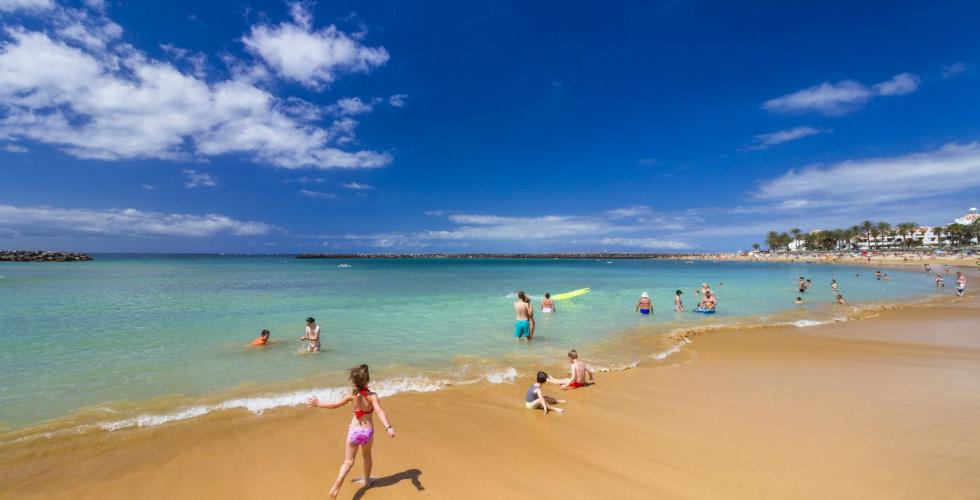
[926, 263, 968, 297]
[795, 275, 846, 305]
[631, 283, 717, 315]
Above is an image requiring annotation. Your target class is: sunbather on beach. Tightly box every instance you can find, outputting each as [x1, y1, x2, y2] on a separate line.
[301, 317, 321, 352]
[524, 371, 565, 414]
[549, 350, 595, 389]
[307, 364, 396, 499]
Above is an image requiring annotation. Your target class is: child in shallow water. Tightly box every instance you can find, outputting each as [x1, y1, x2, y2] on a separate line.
[307, 365, 396, 498]
[524, 371, 565, 414]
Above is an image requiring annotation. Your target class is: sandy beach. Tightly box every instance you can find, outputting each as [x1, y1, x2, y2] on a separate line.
[2, 278, 978, 499]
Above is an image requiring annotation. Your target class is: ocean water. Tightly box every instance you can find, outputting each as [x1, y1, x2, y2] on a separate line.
[0, 256, 944, 437]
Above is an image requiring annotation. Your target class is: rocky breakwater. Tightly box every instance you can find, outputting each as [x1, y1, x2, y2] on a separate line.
[0, 250, 93, 262]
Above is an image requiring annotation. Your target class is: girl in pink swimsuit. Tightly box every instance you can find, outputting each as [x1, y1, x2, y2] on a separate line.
[307, 365, 396, 498]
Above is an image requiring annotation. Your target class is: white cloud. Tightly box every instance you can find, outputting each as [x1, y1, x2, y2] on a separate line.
[756, 142, 980, 205]
[140, 183, 156, 190]
[0, 8, 392, 170]
[328, 97, 374, 116]
[591, 238, 693, 250]
[182, 169, 217, 188]
[388, 94, 407, 107]
[0, 0, 54, 12]
[3, 143, 27, 153]
[341, 181, 372, 190]
[871, 72, 920, 96]
[0, 203, 272, 237]
[637, 158, 657, 166]
[741, 126, 825, 151]
[241, 2, 389, 89]
[322, 208, 698, 249]
[763, 73, 920, 115]
[298, 189, 337, 199]
[942, 62, 971, 79]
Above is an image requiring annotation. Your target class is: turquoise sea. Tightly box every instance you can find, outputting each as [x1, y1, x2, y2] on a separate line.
[0, 256, 946, 439]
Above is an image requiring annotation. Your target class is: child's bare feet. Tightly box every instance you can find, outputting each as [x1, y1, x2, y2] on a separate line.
[557, 399, 567, 404]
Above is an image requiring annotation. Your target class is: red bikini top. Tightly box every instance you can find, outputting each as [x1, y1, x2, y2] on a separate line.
[353, 388, 373, 419]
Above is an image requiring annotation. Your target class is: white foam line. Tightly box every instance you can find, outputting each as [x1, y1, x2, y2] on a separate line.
[98, 376, 457, 432]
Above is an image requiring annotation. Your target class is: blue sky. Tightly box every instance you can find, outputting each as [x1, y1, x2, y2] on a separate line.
[1, 0, 978, 252]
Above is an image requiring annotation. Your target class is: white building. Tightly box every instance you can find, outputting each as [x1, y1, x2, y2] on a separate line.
[954, 207, 979, 225]
[793, 208, 977, 251]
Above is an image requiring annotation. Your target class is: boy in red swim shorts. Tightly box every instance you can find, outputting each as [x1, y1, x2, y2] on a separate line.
[550, 350, 594, 390]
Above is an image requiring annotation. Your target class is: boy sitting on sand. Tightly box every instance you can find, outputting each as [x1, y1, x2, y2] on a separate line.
[524, 371, 565, 414]
[549, 350, 595, 390]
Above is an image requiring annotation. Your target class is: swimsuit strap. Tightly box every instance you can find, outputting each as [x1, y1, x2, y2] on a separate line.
[354, 388, 373, 417]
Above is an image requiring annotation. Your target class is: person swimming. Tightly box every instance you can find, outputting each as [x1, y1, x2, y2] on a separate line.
[831, 279, 838, 291]
[250, 329, 271, 346]
[541, 292, 555, 313]
[636, 292, 652, 315]
[795, 296, 803, 304]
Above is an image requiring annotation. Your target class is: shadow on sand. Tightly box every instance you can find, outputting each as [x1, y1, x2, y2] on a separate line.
[352, 469, 424, 499]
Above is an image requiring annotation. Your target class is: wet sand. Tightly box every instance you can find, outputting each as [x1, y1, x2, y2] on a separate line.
[2, 298, 979, 499]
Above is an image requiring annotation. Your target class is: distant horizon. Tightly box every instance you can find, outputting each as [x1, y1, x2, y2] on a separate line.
[1, 1, 979, 253]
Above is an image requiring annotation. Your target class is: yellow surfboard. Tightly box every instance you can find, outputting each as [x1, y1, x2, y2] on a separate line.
[551, 288, 591, 301]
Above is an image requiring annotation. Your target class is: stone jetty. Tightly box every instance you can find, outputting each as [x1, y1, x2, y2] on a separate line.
[0, 250, 93, 262]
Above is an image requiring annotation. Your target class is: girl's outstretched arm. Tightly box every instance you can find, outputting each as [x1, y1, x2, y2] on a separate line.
[307, 394, 353, 409]
[370, 395, 396, 437]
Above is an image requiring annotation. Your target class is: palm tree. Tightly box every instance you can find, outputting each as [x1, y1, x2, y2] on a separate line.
[896, 222, 918, 247]
[933, 226, 945, 246]
[876, 221, 892, 248]
[860, 220, 875, 250]
[752, 243, 761, 252]
[790, 228, 802, 251]
[766, 231, 779, 251]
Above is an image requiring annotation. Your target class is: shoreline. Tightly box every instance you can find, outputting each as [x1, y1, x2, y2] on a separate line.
[0, 270, 950, 445]
[2, 287, 977, 499]
[2, 272, 978, 498]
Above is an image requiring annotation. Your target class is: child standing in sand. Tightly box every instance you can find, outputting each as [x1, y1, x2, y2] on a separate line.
[956, 272, 966, 297]
[525, 371, 565, 414]
[307, 365, 396, 499]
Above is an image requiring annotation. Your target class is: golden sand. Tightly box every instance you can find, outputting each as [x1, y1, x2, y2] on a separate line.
[2, 297, 979, 499]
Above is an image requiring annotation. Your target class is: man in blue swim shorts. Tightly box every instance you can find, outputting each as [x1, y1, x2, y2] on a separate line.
[513, 290, 532, 339]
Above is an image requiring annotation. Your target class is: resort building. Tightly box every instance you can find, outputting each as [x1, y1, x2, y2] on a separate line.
[954, 207, 979, 225]
[789, 208, 977, 251]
